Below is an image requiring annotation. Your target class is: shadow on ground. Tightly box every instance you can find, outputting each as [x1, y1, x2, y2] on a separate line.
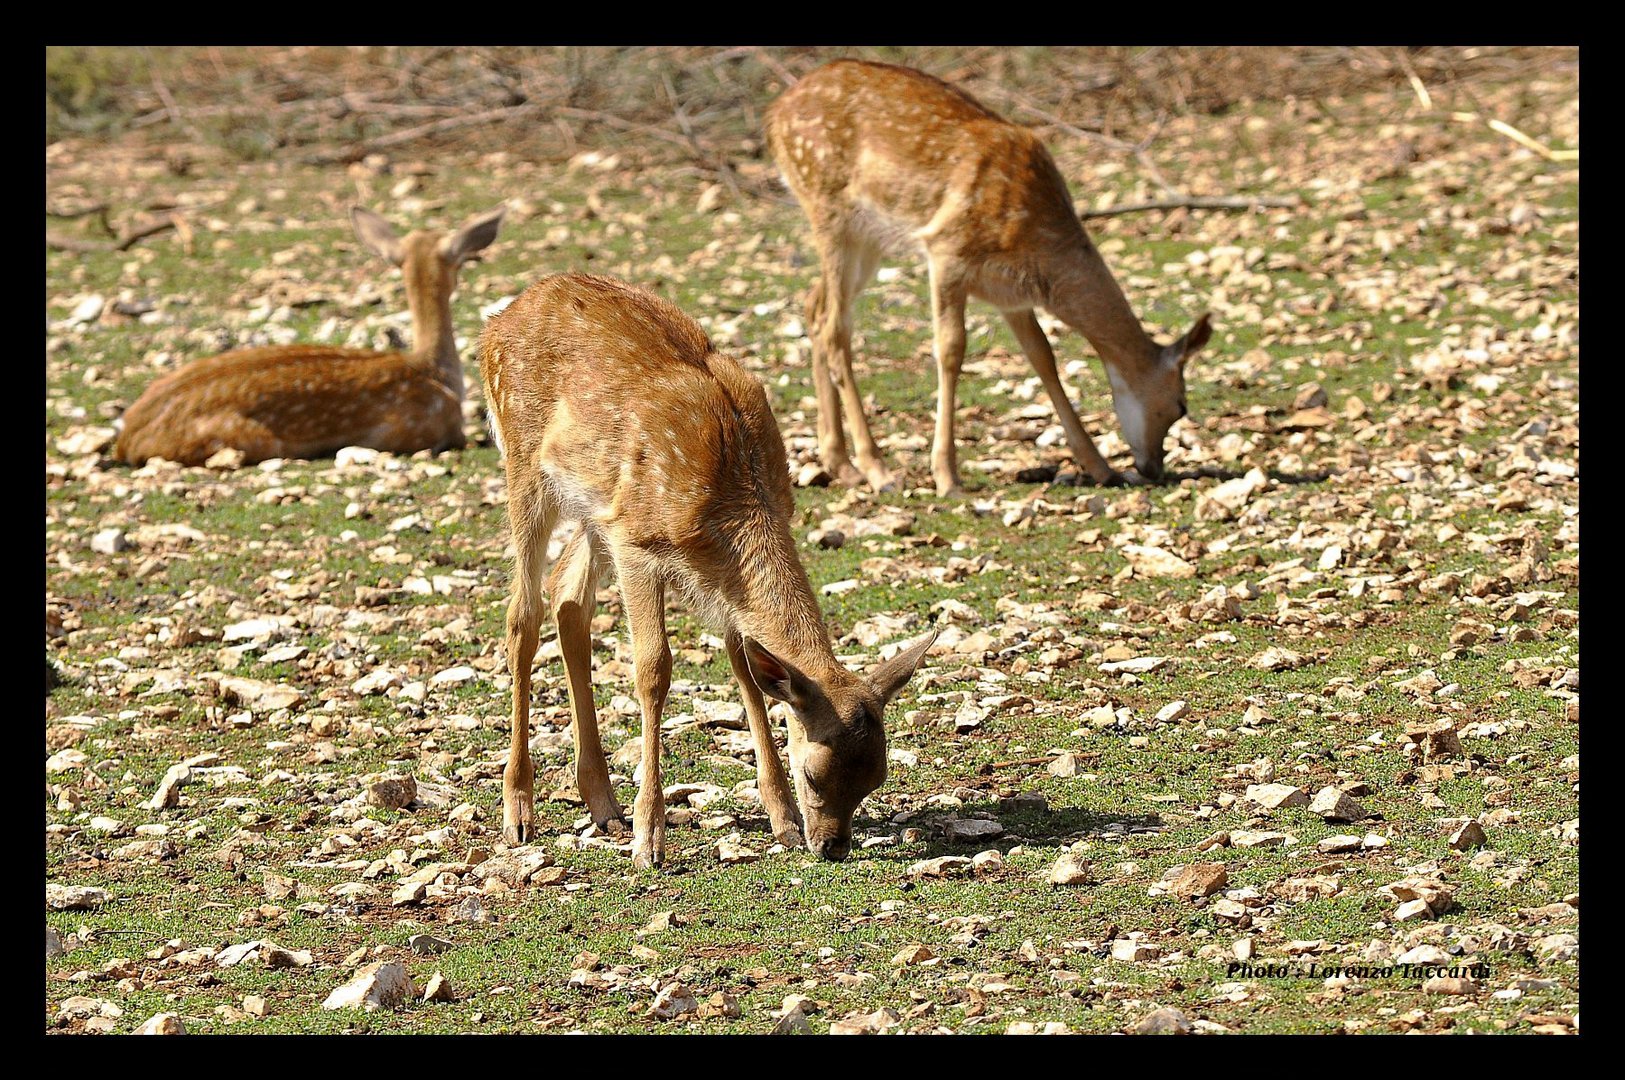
[854, 799, 1167, 864]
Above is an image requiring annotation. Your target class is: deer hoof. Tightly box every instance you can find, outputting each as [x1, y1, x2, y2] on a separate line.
[831, 461, 865, 488]
[631, 843, 663, 870]
[774, 823, 806, 849]
[502, 799, 535, 847]
[867, 469, 901, 493]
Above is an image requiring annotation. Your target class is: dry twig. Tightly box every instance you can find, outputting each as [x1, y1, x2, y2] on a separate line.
[1081, 194, 1300, 219]
[1449, 112, 1578, 163]
[46, 215, 180, 254]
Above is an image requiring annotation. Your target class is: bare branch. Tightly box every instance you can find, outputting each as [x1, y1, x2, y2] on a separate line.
[554, 106, 695, 149]
[303, 102, 543, 163]
[46, 214, 181, 254]
[1449, 111, 1578, 162]
[1080, 194, 1301, 220]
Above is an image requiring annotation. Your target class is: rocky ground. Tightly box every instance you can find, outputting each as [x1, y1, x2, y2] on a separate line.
[46, 50, 1577, 1034]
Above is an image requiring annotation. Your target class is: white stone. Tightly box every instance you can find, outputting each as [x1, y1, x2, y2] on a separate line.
[352, 668, 406, 695]
[1099, 655, 1169, 675]
[90, 528, 129, 555]
[322, 961, 414, 1011]
[1245, 783, 1308, 810]
[133, 1012, 185, 1034]
[1048, 853, 1091, 886]
[1112, 939, 1161, 962]
[1155, 700, 1190, 723]
[648, 982, 699, 1020]
[1122, 545, 1196, 578]
[1308, 786, 1366, 821]
[46, 883, 108, 910]
[429, 665, 477, 687]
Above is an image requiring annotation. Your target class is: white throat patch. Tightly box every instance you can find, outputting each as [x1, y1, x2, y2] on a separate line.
[486, 408, 505, 456]
[1106, 368, 1150, 462]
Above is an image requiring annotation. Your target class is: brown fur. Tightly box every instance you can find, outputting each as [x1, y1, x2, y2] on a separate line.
[115, 205, 504, 466]
[766, 59, 1211, 492]
[481, 272, 933, 865]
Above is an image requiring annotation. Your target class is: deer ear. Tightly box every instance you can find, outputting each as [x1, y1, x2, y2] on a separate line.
[867, 630, 938, 705]
[442, 205, 507, 264]
[741, 638, 807, 706]
[1178, 312, 1213, 366]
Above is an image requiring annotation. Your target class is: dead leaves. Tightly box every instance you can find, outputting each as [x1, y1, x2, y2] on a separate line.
[44, 49, 1580, 1036]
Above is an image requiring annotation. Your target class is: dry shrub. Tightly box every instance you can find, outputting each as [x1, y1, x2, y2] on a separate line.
[46, 45, 1576, 167]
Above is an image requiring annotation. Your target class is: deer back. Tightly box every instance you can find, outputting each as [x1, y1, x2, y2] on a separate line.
[767, 60, 1086, 269]
[482, 273, 800, 557]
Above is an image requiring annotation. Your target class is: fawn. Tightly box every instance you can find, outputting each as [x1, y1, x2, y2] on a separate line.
[766, 59, 1212, 495]
[479, 272, 935, 866]
[115, 205, 506, 466]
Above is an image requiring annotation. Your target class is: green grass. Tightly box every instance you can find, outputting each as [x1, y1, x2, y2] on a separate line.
[46, 65, 1578, 1036]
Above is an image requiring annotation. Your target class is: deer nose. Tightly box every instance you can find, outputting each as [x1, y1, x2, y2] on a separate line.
[816, 837, 851, 862]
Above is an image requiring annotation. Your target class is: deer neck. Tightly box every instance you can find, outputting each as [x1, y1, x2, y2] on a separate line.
[1042, 242, 1162, 379]
[710, 509, 847, 686]
[402, 265, 464, 400]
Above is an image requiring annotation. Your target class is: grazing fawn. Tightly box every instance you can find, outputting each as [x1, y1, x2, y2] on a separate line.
[480, 272, 935, 866]
[766, 59, 1212, 495]
[115, 205, 506, 466]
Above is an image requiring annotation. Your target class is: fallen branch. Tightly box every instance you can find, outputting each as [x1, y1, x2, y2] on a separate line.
[131, 96, 343, 129]
[113, 218, 179, 251]
[1385, 47, 1434, 111]
[360, 101, 541, 151]
[749, 47, 798, 91]
[47, 201, 115, 239]
[1450, 111, 1578, 162]
[660, 70, 742, 202]
[45, 233, 110, 254]
[1081, 194, 1300, 219]
[555, 106, 695, 149]
[46, 216, 179, 254]
[143, 45, 200, 142]
[45, 201, 109, 220]
[304, 101, 543, 163]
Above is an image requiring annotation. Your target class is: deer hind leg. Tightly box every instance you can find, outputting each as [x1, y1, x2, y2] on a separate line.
[726, 630, 804, 849]
[804, 276, 858, 487]
[810, 226, 894, 491]
[182, 413, 285, 466]
[616, 554, 671, 870]
[549, 528, 624, 830]
[1002, 309, 1124, 486]
[501, 470, 559, 846]
[926, 256, 970, 497]
[369, 385, 464, 456]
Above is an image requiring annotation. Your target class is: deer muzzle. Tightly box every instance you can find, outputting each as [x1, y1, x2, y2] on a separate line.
[814, 835, 852, 862]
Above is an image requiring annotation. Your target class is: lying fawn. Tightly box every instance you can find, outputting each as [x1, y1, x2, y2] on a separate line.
[766, 59, 1212, 495]
[115, 205, 506, 466]
[480, 272, 935, 866]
